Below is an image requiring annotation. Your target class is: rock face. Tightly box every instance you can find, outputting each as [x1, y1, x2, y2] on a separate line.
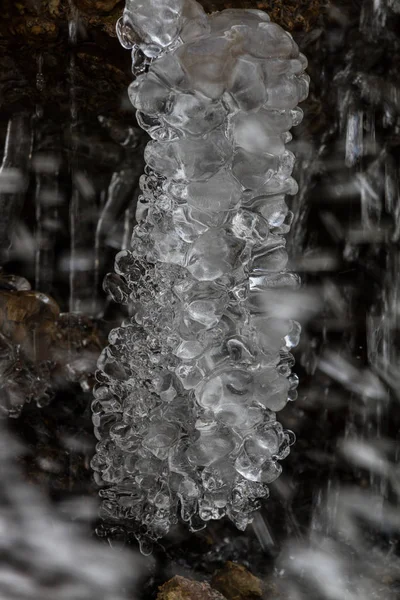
[211, 563, 263, 600]
[157, 576, 227, 600]
[0, 0, 131, 118]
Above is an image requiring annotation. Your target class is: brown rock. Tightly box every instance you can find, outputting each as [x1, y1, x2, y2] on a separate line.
[211, 563, 263, 600]
[11, 17, 59, 40]
[2, 290, 60, 323]
[0, 290, 60, 353]
[158, 576, 227, 600]
[74, 0, 122, 15]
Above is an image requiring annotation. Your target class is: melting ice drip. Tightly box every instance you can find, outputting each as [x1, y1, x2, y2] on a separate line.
[91, 0, 309, 550]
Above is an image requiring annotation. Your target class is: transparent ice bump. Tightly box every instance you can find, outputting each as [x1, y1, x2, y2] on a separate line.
[143, 422, 180, 460]
[245, 22, 298, 59]
[228, 55, 267, 111]
[210, 9, 270, 34]
[196, 369, 253, 410]
[186, 229, 245, 281]
[253, 369, 291, 411]
[124, 0, 185, 47]
[249, 194, 289, 227]
[163, 92, 227, 136]
[231, 209, 270, 242]
[145, 130, 232, 182]
[186, 168, 242, 213]
[128, 73, 174, 116]
[232, 148, 279, 190]
[231, 111, 286, 155]
[176, 35, 238, 98]
[251, 245, 289, 272]
[151, 53, 189, 90]
[180, 0, 211, 42]
[264, 76, 302, 109]
[186, 430, 236, 467]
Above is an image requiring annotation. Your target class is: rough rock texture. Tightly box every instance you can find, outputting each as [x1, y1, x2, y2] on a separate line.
[0, 0, 131, 118]
[211, 563, 262, 600]
[158, 576, 227, 600]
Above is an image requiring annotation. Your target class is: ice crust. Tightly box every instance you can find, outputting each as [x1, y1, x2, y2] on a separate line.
[92, 0, 308, 551]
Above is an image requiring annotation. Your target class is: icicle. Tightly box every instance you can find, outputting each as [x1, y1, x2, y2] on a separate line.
[92, 0, 309, 548]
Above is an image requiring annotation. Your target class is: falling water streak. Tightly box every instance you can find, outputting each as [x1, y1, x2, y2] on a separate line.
[33, 54, 63, 294]
[69, 187, 79, 313]
[36, 53, 45, 94]
[345, 108, 363, 168]
[288, 142, 318, 255]
[0, 425, 145, 600]
[122, 206, 133, 251]
[0, 116, 31, 263]
[94, 168, 140, 313]
[68, 1, 79, 313]
[94, 195, 105, 315]
[252, 512, 275, 551]
[34, 173, 42, 290]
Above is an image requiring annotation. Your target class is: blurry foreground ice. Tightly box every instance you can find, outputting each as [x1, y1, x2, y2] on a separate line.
[0, 427, 146, 600]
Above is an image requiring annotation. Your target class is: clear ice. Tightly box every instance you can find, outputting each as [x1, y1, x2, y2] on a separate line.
[91, 0, 309, 549]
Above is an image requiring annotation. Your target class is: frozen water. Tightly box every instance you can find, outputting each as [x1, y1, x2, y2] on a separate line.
[163, 92, 227, 136]
[232, 148, 279, 190]
[209, 9, 270, 34]
[145, 130, 232, 181]
[185, 168, 242, 213]
[231, 110, 287, 155]
[92, 0, 308, 548]
[228, 55, 267, 111]
[176, 36, 239, 98]
[186, 229, 245, 280]
[123, 0, 185, 48]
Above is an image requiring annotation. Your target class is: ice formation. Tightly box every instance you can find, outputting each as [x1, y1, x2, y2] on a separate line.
[91, 0, 309, 550]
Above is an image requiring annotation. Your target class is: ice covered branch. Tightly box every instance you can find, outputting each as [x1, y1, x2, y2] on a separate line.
[91, 0, 309, 552]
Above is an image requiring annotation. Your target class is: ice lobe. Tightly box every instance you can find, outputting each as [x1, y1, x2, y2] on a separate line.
[93, 0, 308, 551]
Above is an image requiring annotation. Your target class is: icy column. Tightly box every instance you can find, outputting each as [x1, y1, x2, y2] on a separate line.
[91, 0, 309, 549]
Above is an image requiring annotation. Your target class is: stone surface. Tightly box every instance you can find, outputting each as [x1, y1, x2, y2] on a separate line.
[211, 563, 262, 600]
[0, 0, 131, 118]
[158, 576, 227, 600]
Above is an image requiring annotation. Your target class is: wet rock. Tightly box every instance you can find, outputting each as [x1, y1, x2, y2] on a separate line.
[211, 563, 263, 600]
[74, 0, 122, 15]
[157, 576, 227, 600]
[0, 0, 131, 117]
[10, 17, 59, 41]
[0, 289, 60, 360]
